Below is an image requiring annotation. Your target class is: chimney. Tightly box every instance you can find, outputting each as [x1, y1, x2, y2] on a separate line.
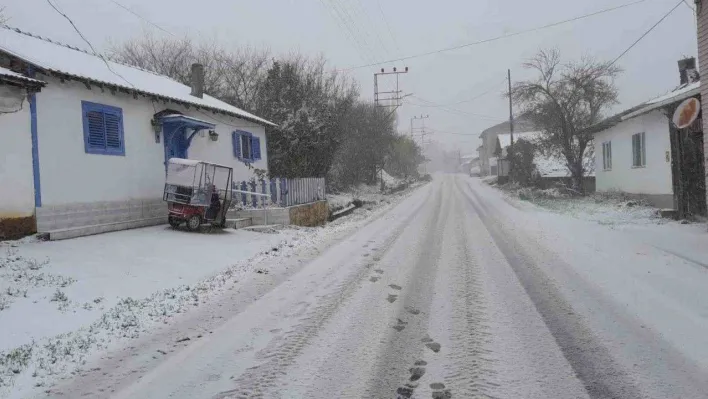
[190, 63, 204, 98]
[678, 57, 699, 85]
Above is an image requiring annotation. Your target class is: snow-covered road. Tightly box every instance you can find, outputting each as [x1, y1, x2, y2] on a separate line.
[44, 175, 708, 399]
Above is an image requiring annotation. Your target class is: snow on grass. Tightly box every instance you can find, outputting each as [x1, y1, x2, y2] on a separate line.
[0, 181, 427, 397]
[0, 226, 290, 395]
[488, 181, 664, 226]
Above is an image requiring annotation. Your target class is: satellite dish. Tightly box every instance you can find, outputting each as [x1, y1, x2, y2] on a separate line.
[672, 97, 701, 129]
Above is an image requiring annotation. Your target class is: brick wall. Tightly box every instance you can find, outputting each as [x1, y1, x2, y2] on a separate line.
[698, 1, 708, 208]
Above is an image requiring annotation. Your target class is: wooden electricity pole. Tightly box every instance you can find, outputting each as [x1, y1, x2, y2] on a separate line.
[508, 69, 515, 178]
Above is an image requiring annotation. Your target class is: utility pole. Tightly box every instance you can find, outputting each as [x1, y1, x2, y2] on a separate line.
[411, 114, 429, 143]
[508, 69, 515, 178]
[375, 67, 409, 112]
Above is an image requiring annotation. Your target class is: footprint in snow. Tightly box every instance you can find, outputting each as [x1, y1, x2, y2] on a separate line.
[389, 284, 402, 290]
[393, 318, 408, 332]
[405, 306, 421, 315]
[387, 294, 398, 303]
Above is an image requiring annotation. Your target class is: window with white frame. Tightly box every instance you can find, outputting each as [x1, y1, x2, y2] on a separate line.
[631, 132, 645, 167]
[602, 141, 612, 170]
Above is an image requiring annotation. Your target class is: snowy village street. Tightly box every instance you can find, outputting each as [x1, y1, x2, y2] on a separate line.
[33, 175, 708, 399]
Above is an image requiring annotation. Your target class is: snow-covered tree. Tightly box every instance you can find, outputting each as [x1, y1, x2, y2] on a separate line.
[511, 49, 621, 193]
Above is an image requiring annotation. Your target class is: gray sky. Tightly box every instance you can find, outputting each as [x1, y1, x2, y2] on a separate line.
[2, 0, 698, 155]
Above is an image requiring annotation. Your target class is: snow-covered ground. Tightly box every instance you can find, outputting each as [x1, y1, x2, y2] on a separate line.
[0, 181, 427, 398]
[5, 174, 706, 398]
[26, 174, 707, 399]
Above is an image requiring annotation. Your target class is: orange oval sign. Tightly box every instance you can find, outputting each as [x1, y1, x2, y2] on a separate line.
[672, 97, 700, 129]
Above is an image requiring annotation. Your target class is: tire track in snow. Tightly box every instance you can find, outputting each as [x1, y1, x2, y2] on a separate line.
[215, 186, 439, 399]
[441, 187, 499, 398]
[459, 179, 644, 399]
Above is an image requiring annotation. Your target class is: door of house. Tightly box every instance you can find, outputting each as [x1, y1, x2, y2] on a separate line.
[163, 125, 188, 167]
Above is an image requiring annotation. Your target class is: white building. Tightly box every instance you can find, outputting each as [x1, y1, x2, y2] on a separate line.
[0, 66, 45, 239]
[0, 26, 275, 239]
[592, 70, 706, 215]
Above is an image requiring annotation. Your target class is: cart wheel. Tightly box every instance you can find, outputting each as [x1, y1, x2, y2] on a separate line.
[186, 215, 201, 231]
[168, 216, 181, 228]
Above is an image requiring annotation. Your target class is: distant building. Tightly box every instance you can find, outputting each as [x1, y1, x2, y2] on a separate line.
[478, 116, 534, 176]
[590, 59, 705, 216]
[0, 26, 274, 240]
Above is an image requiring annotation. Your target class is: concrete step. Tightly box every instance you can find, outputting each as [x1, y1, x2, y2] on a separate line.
[226, 218, 253, 229]
[41, 217, 166, 241]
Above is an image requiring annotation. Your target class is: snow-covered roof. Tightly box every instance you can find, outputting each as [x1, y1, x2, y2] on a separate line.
[497, 131, 542, 149]
[0, 65, 44, 85]
[534, 156, 570, 178]
[621, 81, 700, 121]
[0, 26, 275, 127]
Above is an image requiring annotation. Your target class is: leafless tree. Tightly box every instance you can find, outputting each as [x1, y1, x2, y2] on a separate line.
[512, 49, 621, 193]
[0, 7, 7, 24]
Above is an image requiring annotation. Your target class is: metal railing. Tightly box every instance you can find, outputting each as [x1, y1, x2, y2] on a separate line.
[233, 189, 271, 225]
[232, 177, 325, 208]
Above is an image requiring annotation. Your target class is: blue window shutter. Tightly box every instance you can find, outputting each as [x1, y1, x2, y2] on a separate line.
[103, 110, 123, 153]
[252, 136, 261, 160]
[232, 131, 242, 159]
[86, 110, 106, 148]
[82, 101, 124, 156]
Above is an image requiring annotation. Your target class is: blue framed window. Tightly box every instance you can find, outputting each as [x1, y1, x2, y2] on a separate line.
[232, 130, 261, 162]
[82, 101, 125, 156]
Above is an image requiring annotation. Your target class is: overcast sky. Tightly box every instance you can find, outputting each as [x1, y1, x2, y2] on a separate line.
[2, 0, 698, 154]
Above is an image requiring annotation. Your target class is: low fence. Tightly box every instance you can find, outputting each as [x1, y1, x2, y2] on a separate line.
[231, 177, 325, 208]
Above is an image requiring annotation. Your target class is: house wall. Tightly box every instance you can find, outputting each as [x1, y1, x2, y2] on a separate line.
[594, 110, 673, 207]
[33, 76, 268, 233]
[0, 89, 35, 238]
[697, 2, 708, 209]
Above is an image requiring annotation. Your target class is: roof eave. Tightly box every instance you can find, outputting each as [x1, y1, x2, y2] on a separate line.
[0, 74, 45, 89]
[621, 87, 700, 121]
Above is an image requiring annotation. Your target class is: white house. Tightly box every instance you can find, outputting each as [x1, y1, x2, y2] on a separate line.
[592, 61, 706, 216]
[0, 26, 275, 239]
[0, 66, 45, 239]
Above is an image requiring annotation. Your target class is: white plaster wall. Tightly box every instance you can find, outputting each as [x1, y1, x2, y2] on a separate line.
[594, 110, 673, 195]
[0, 92, 34, 217]
[184, 111, 268, 183]
[34, 76, 269, 207]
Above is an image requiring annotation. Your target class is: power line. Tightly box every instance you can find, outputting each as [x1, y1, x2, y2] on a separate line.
[353, 0, 391, 56]
[376, 0, 400, 53]
[45, 0, 135, 88]
[106, 0, 177, 37]
[341, 0, 648, 71]
[409, 95, 505, 121]
[682, 0, 695, 11]
[607, 0, 683, 68]
[410, 78, 507, 108]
